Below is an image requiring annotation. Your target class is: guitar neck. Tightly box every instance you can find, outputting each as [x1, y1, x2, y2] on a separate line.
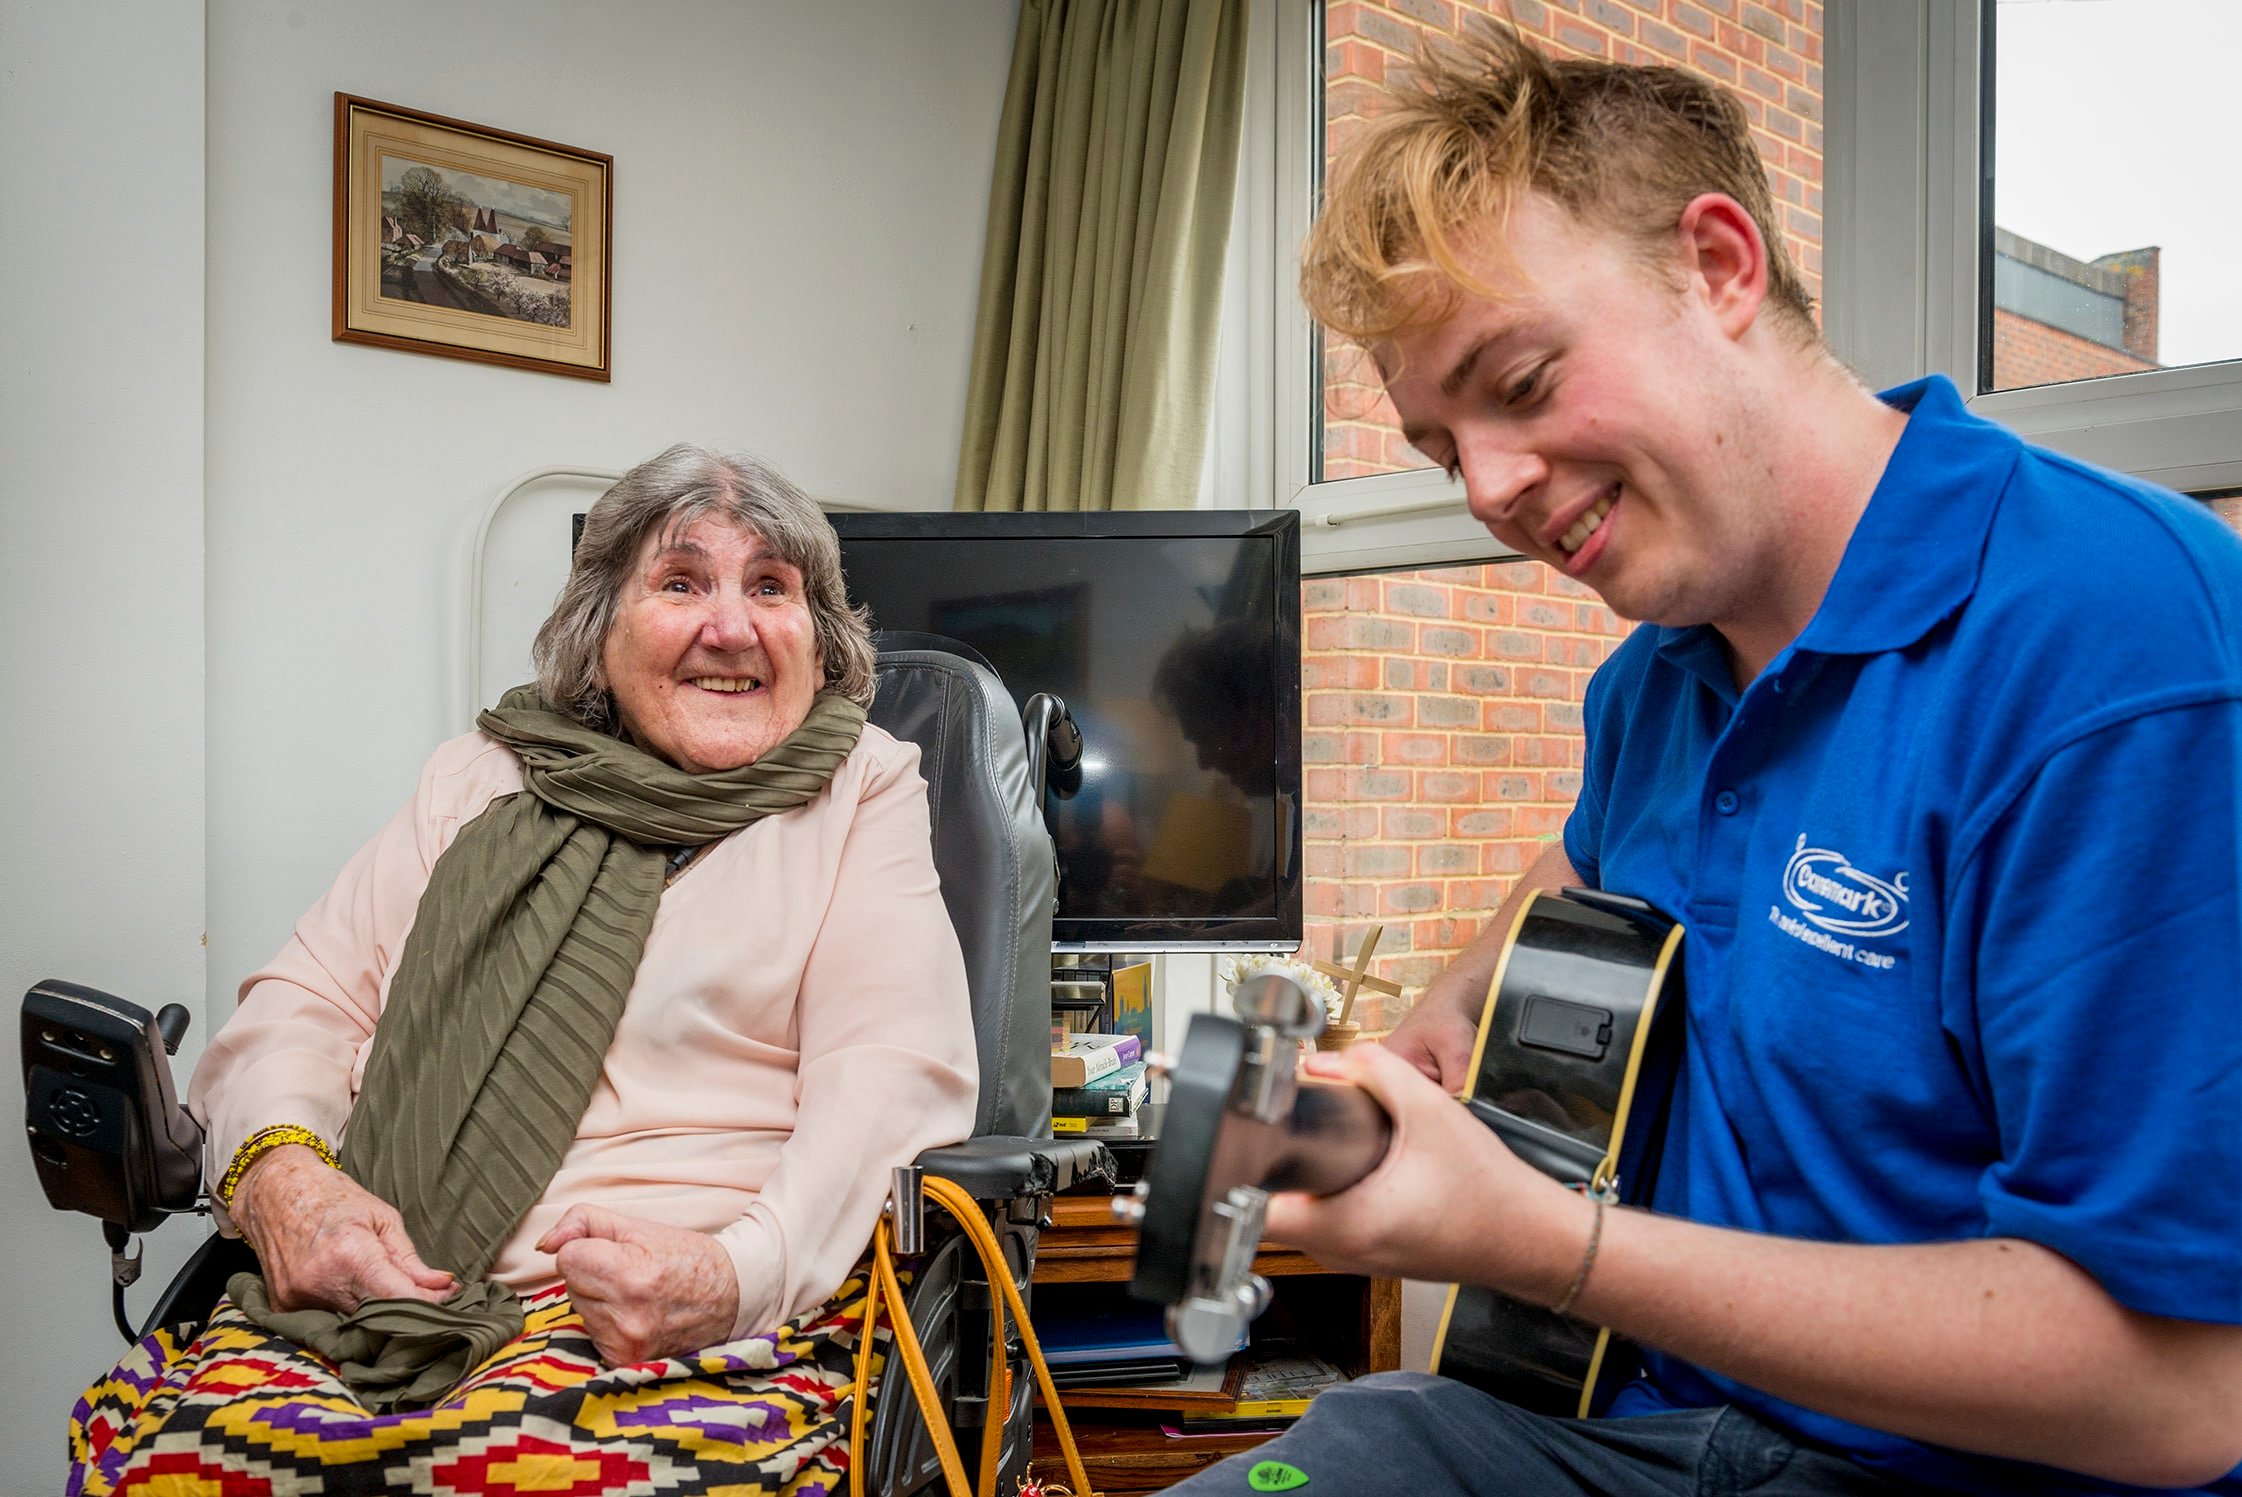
[1261, 1078, 1393, 1196]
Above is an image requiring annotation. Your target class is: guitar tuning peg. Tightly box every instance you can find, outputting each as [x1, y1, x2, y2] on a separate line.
[1144, 1050, 1176, 1078]
[1109, 1195, 1146, 1226]
[1231, 973, 1327, 1042]
[1131, 1179, 1150, 1199]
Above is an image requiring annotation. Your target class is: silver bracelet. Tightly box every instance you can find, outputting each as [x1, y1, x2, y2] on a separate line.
[1549, 1192, 1605, 1318]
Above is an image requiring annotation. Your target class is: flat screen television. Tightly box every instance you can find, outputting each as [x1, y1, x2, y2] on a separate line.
[829, 510, 1302, 952]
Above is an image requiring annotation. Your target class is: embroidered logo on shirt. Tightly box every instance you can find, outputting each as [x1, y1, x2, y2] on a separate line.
[1770, 836, 1909, 970]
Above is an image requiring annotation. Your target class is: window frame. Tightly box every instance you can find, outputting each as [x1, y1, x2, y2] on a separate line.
[1251, 0, 1502, 578]
[1825, 0, 2242, 495]
[1249, 0, 2242, 577]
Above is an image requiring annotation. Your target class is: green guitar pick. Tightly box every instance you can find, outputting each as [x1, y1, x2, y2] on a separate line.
[1247, 1461, 1309, 1492]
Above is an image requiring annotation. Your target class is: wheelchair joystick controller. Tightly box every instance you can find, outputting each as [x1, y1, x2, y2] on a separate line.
[156, 1003, 191, 1056]
[22, 980, 210, 1340]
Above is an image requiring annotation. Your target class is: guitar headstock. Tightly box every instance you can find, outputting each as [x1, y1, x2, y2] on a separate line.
[1125, 1007, 1289, 1362]
[1125, 974, 1393, 1363]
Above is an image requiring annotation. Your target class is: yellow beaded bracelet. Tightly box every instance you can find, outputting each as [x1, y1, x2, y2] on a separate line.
[217, 1123, 339, 1209]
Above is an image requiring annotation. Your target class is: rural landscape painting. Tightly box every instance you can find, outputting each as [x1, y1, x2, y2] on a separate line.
[379, 159, 574, 328]
[335, 95, 611, 380]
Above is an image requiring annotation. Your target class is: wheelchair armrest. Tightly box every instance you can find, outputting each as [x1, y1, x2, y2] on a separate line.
[912, 1135, 1113, 1201]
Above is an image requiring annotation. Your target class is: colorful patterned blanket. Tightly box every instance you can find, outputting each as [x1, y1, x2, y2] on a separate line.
[71, 1269, 882, 1496]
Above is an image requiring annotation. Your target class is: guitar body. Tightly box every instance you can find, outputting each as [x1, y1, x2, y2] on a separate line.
[1429, 888, 1685, 1418]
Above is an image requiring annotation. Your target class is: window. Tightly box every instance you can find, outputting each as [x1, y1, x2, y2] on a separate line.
[1316, 0, 1827, 487]
[1254, 0, 2242, 1002]
[1826, 1, 2242, 496]
[1987, 0, 2242, 394]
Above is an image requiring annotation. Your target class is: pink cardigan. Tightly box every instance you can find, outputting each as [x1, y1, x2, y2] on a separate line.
[189, 723, 979, 1340]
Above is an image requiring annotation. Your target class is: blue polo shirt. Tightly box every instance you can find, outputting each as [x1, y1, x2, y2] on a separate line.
[1569, 376, 2242, 1493]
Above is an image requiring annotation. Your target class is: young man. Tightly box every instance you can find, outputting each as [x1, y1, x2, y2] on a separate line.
[1169, 24, 2242, 1496]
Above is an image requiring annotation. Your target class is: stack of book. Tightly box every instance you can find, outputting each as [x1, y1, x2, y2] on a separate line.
[1163, 1349, 1347, 1432]
[1034, 1327, 1346, 1429]
[1051, 1032, 1149, 1138]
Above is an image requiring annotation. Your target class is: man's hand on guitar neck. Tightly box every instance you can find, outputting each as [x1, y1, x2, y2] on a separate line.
[1262, 1041, 1592, 1300]
[1384, 842, 1580, 1089]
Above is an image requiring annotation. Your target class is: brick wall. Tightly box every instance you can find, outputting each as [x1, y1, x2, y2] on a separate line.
[1323, 0, 1825, 483]
[1301, 565, 1633, 1006]
[1992, 307, 2157, 391]
[1304, 1, 1817, 1007]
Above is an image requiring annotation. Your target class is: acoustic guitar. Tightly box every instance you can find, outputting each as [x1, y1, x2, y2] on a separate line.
[1125, 888, 1684, 1419]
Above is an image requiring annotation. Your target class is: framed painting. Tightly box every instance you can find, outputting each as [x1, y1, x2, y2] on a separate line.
[333, 94, 611, 381]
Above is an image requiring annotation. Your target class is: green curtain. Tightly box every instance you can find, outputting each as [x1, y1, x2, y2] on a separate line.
[954, 0, 1251, 512]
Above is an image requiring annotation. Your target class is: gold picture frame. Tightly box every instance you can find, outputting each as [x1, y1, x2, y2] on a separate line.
[333, 94, 611, 381]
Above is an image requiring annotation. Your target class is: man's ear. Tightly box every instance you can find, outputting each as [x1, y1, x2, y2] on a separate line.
[1675, 192, 1769, 340]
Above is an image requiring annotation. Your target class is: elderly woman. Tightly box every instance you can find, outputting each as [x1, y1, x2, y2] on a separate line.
[71, 446, 977, 1496]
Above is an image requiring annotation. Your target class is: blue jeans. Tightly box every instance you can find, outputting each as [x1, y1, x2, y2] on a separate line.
[1162, 1373, 1905, 1496]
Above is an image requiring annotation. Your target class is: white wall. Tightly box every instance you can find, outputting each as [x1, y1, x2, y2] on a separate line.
[204, 0, 1018, 1020]
[0, 0, 209, 1478]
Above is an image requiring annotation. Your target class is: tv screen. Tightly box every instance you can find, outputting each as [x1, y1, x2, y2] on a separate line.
[829, 510, 1302, 951]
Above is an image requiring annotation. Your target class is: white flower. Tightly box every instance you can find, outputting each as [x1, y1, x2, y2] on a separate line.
[1219, 954, 1345, 1021]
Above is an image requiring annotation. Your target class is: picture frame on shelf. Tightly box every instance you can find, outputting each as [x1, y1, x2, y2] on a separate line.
[332, 93, 612, 381]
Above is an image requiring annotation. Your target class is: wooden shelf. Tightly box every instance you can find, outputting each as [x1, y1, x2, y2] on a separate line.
[1033, 1196, 1335, 1285]
[1027, 1193, 1400, 1494]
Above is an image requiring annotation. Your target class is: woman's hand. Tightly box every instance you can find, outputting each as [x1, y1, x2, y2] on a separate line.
[229, 1144, 458, 1313]
[537, 1204, 741, 1365]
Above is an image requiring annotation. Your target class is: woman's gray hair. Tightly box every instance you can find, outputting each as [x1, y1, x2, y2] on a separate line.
[532, 444, 877, 726]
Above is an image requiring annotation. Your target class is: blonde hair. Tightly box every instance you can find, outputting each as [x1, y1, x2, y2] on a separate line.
[1303, 19, 1814, 342]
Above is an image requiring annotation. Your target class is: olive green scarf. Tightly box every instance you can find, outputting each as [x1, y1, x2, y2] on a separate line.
[235, 685, 866, 1409]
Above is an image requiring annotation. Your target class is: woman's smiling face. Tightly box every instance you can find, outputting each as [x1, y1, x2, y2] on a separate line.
[599, 515, 822, 773]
